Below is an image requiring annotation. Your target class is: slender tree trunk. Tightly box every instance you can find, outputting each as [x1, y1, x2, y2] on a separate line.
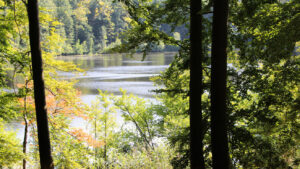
[23, 80, 29, 169]
[26, 0, 54, 168]
[190, 0, 205, 168]
[210, 0, 230, 168]
[23, 90, 29, 169]
[23, 114, 28, 169]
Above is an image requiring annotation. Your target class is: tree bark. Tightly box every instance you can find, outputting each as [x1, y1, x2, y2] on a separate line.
[22, 113, 28, 169]
[210, 0, 230, 168]
[190, 0, 205, 168]
[26, 0, 54, 168]
[22, 80, 30, 169]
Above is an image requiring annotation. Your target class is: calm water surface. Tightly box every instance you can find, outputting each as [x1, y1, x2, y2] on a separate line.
[59, 52, 174, 130]
[57, 52, 174, 102]
[9, 52, 174, 139]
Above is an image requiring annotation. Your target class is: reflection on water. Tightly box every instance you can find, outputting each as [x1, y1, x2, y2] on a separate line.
[57, 52, 174, 69]
[56, 52, 175, 98]
[10, 52, 174, 140]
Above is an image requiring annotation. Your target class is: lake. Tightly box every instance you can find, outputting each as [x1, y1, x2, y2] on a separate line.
[10, 52, 175, 139]
[57, 52, 174, 102]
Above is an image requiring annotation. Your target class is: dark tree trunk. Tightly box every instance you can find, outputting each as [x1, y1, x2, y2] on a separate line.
[26, 0, 54, 168]
[190, 0, 205, 168]
[210, 0, 230, 168]
[23, 113, 28, 169]
[23, 81, 29, 169]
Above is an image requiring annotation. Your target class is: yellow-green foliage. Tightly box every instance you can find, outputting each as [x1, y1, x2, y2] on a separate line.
[0, 120, 24, 167]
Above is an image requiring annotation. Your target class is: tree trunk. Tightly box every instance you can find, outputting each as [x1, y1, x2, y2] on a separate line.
[26, 0, 54, 168]
[22, 114, 28, 169]
[210, 0, 230, 168]
[189, 0, 205, 168]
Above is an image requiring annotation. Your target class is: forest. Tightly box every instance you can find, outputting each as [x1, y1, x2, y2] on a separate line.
[0, 0, 299, 168]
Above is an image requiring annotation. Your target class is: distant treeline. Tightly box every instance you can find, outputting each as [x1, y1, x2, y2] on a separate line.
[39, 0, 184, 55]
